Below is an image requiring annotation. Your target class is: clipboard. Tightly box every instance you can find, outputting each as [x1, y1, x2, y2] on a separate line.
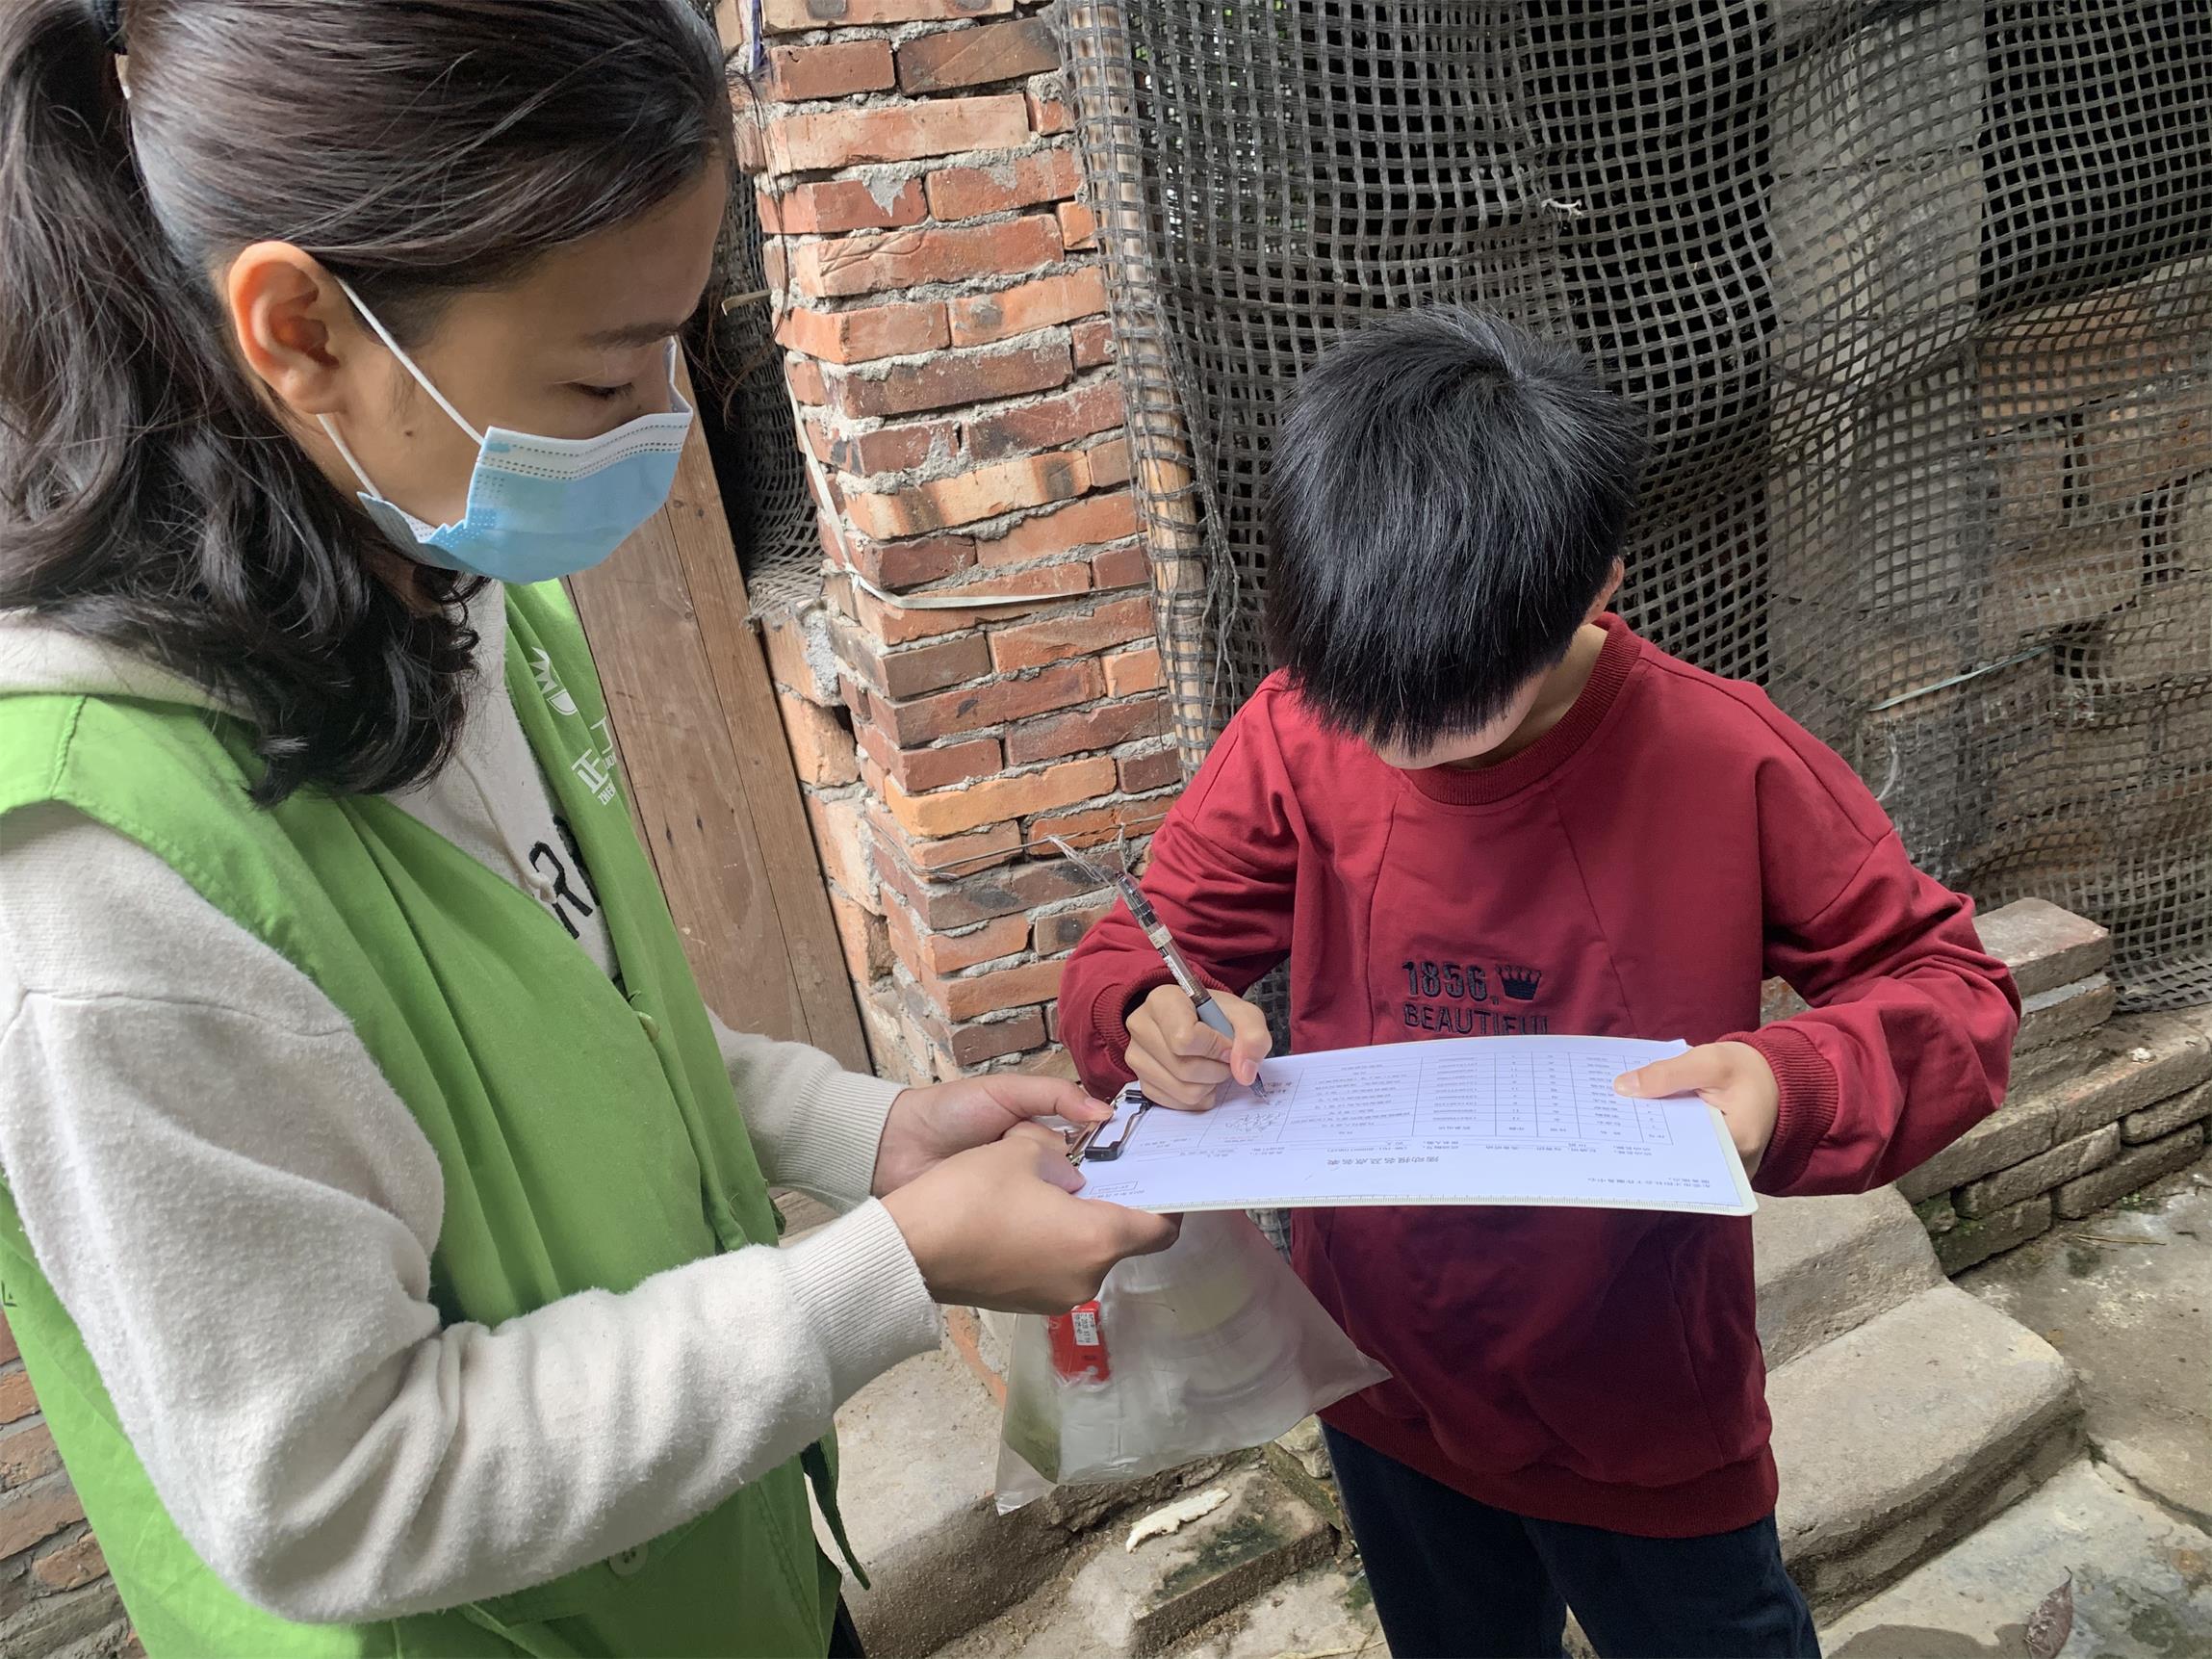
[1066, 1087, 1154, 1165]
[1056, 1039, 1759, 1217]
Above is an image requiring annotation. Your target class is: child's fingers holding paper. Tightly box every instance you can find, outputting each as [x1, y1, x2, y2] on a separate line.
[1613, 1041, 1779, 1175]
[1611, 1047, 1732, 1101]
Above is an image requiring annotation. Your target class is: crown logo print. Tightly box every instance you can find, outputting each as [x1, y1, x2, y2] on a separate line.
[1497, 965, 1543, 1002]
[530, 648, 579, 717]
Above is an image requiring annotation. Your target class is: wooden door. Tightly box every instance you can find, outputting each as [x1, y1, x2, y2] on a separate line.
[567, 386, 869, 1072]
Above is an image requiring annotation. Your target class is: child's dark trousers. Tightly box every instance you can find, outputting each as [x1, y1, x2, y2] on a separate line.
[1325, 1426, 1820, 1659]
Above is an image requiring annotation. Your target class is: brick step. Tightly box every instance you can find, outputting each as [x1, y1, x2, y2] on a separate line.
[1754, 1185, 1944, 1371]
[1770, 1282, 2083, 1619]
[1900, 1006, 2212, 1271]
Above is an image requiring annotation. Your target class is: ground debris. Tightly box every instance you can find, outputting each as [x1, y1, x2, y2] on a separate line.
[2023, 1571, 2072, 1659]
[1124, 1488, 1229, 1553]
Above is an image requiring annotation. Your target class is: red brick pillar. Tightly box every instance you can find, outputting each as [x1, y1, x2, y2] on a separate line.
[0, 1312, 134, 1656]
[743, 0, 1169, 1082]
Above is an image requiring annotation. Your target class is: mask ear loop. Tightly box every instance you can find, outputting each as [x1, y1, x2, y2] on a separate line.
[329, 275, 485, 445]
[317, 414, 386, 497]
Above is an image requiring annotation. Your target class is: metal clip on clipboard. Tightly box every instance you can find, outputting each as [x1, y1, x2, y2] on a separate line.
[1067, 1090, 1154, 1165]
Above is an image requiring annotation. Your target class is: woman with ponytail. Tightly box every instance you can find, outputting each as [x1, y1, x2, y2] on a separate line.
[0, 4, 1174, 1651]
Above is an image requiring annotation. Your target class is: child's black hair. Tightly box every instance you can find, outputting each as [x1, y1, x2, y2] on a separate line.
[1263, 307, 1650, 753]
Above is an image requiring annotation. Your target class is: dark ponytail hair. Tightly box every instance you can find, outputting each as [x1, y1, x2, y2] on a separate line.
[0, 0, 729, 802]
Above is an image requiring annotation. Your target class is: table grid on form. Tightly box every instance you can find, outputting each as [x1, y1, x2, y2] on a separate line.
[1417, 1050, 1674, 1145]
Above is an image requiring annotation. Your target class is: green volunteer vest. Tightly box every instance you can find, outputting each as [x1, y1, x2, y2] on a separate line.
[0, 583, 855, 1657]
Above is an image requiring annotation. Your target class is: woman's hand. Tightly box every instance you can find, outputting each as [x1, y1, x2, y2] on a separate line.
[1612, 1041, 1781, 1176]
[871, 1073, 1113, 1197]
[881, 1126, 1181, 1313]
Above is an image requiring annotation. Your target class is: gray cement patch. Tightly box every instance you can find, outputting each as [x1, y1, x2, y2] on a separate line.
[1961, 1154, 2212, 1532]
[1823, 1461, 2212, 1659]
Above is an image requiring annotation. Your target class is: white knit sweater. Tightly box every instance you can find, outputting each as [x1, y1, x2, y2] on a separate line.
[0, 592, 940, 1622]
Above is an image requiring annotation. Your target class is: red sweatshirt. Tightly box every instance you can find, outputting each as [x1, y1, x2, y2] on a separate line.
[1059, 615, 2020, 1538]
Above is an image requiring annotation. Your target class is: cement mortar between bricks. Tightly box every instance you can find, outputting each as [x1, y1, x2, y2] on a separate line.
[781, 222, 1070, 305]
[926, 883, 1109, 953]
[798, 337, 1108, 394]
[753, 135, 1085, 194]
[764, 248, 1097, 308]
[824, 385, 1084, 479]
[875, 786, 1154, 873]
[834, 471, 1124, 552]
[832, 559, 1097, 641]
[837, 520, 1127, 603]
[777, 302, 1103, 418]
[871, 601, 1150, 687]
[800, 260, 1094, 344]
[744, 14, 1014, 50]
[808, 372, 1122, 492]
[1954, 1122, 2122, 1218]
[845, 645, 1112, 736]
[886, 780, 1175, 889]
[758, 11, 1052, 52]
[815, 338, 1047, 392]
[748, 56, 1061, 117]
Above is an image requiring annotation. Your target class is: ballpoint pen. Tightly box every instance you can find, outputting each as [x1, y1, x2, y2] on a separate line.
[1047, 833, 1237, 1039]
[1048, 833, 1245, 1167]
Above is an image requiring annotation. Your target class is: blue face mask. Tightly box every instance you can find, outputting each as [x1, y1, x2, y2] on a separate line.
[319, 279, 694, 585]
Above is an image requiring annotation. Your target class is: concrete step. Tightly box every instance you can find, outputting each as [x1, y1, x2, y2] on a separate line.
[1770, 1282, 2084, 1618]
[1958, 1154, 2212, 1533]
[1754, 1186, 1944, 1371]
[1974, 899, 2113, 1000]
[821, 1335, 1022, 1656]
[1820, 1459, 2212, 1658]
[1170, 1559, 1382, 1659]
[939, 1462, 1337, 1659]
[824, 1327, 1244, 1657]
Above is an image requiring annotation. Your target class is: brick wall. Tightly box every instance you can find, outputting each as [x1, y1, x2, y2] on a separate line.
[0, 1314, 133, 1658]
[741, 0, 1162, 1082]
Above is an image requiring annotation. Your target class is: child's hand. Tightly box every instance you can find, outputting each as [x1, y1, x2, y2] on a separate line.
[1125, 984, 1273, 1110]
[1612, 1041, 1780, 1175]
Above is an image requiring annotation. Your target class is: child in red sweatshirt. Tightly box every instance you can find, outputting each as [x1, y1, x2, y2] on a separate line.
[1058, 307, 2020, 1659]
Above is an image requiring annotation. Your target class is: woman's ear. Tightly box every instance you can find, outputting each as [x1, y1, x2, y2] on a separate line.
[1587, 557, 1627, 619]
[222, 243, 360, 419]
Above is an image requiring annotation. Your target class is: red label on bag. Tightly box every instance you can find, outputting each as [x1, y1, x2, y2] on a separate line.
[1046, 1301, 1110, 1383]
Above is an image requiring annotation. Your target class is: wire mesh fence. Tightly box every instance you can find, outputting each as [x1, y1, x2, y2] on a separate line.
[1061, 0, 2212, 1010]
[719, 179, 828, 621]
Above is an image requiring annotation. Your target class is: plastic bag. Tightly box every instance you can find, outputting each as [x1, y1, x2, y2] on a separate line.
[993, 1209, 1388, 1512]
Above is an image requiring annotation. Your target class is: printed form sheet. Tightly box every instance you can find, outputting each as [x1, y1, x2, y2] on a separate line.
[1079, 1036, 1756, 1217]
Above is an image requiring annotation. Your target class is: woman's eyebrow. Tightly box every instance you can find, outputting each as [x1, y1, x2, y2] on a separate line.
[581, 318, 690, 348]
